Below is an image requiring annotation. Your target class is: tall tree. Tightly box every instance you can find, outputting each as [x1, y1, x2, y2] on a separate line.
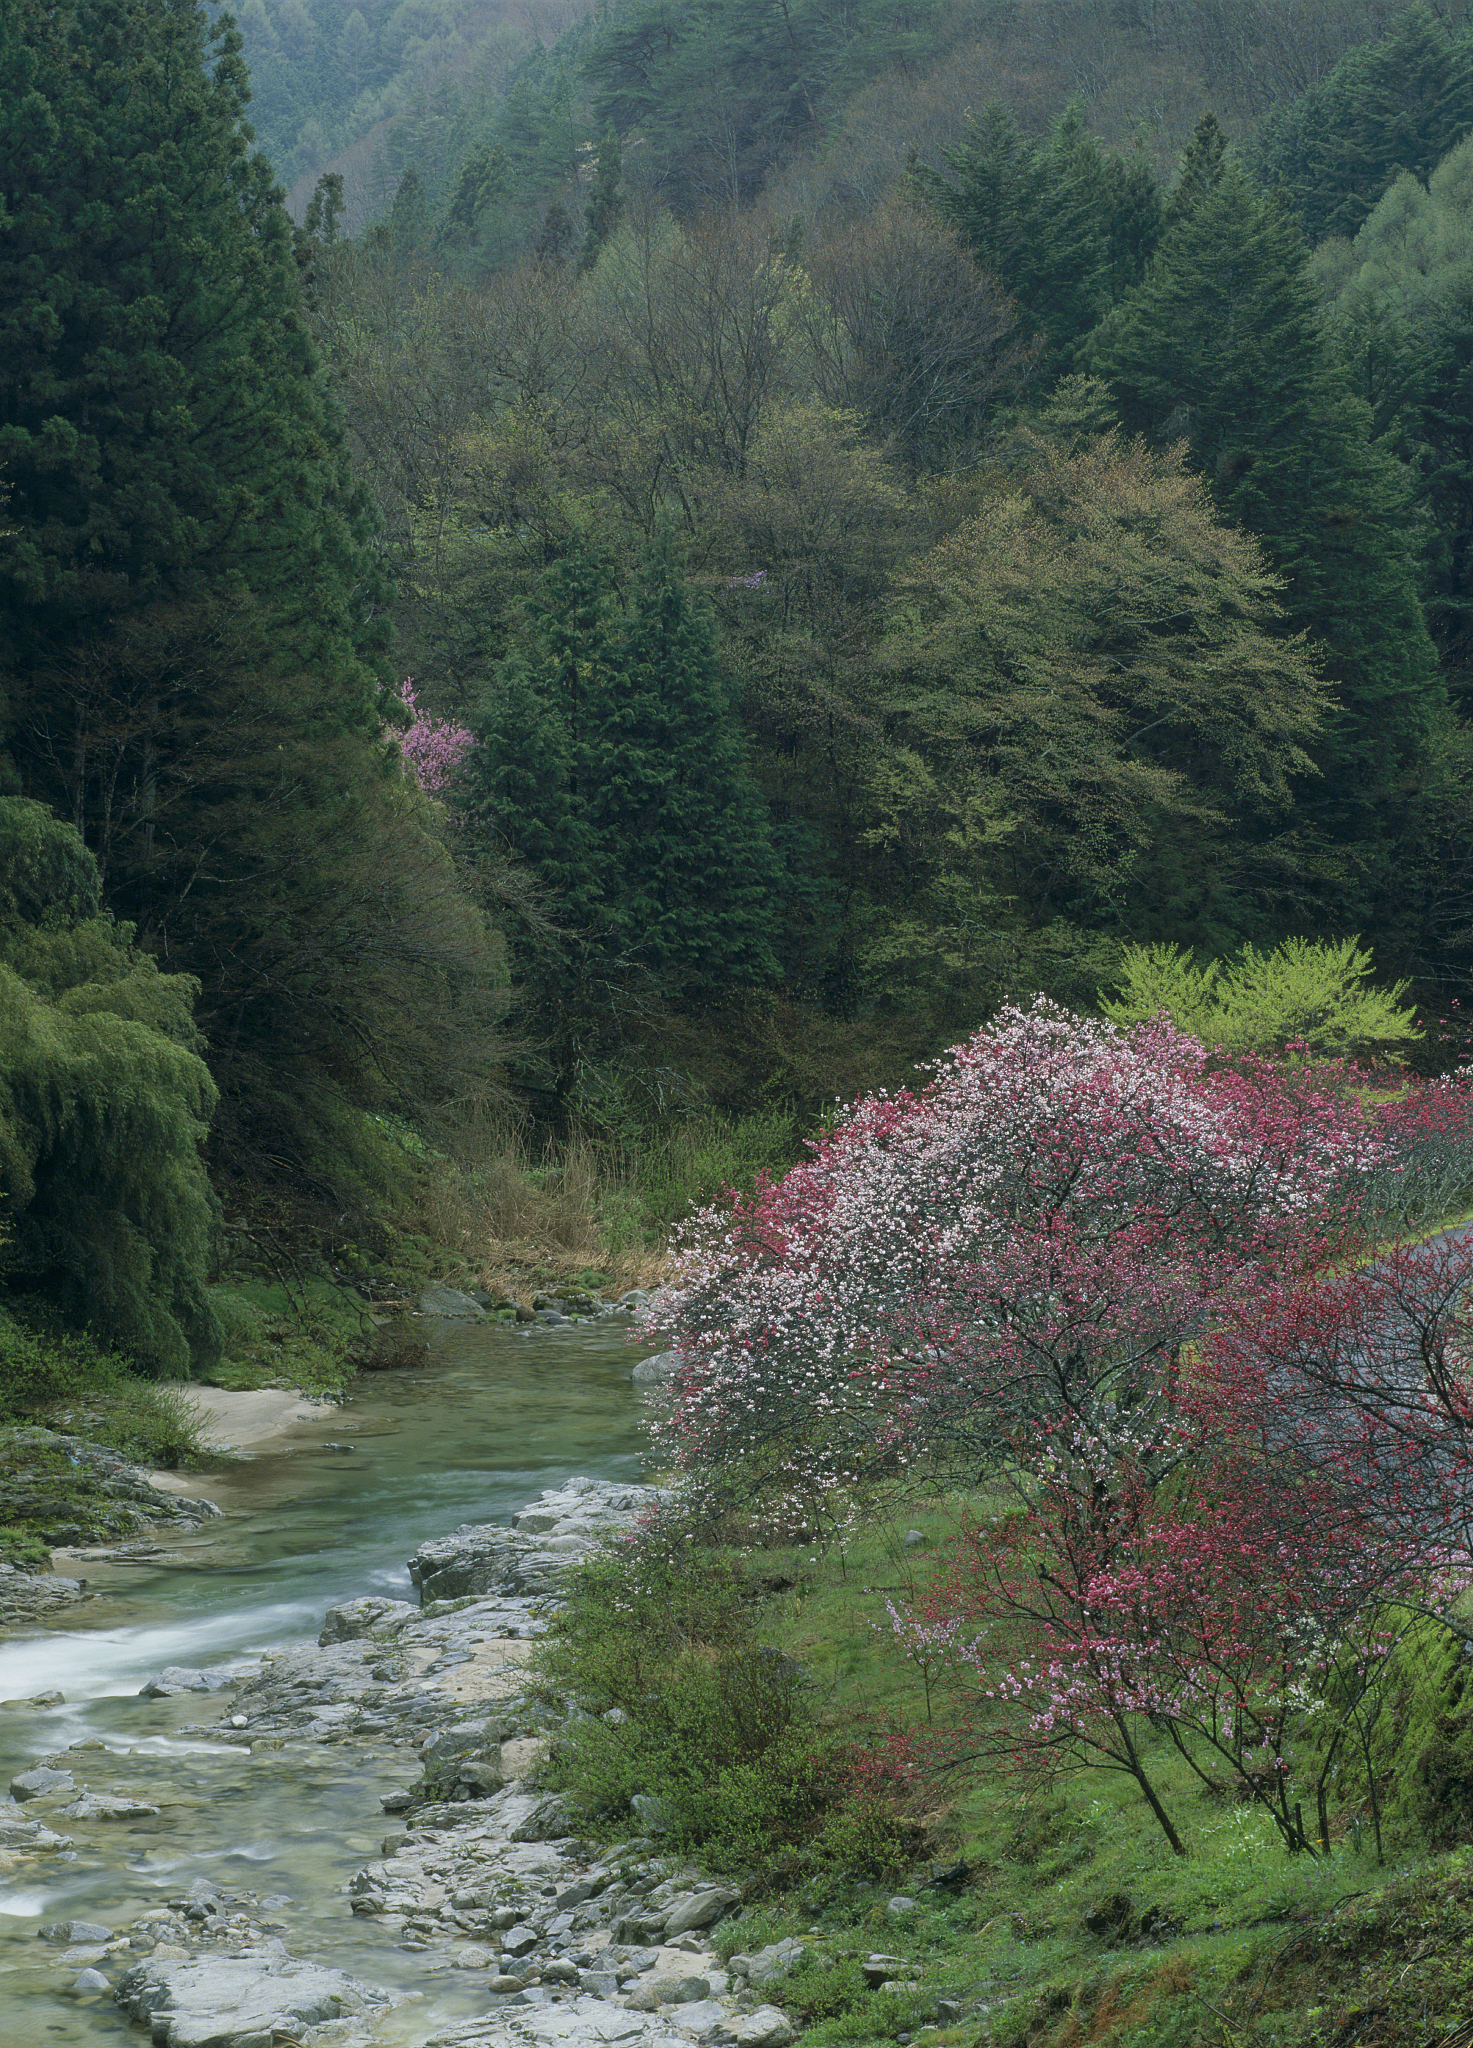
[0, 0, 385, 702]
[917, 101, 1163, 373]
[0, 0, 506, 1184]
[462, 543, 779, 1084]
[1247, 3, 1473, 245]
[1089, 163, 1443, 855]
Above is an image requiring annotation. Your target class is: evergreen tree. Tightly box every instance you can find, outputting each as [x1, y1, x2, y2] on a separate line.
[1165, 112, 1229, 228]
[0, 0, 506, 1183]
[1089, 163, 1443, 839]
[579, 125, 625, 273]
[461, 543, 779, 1051]
[918, 101, 1162, 371]
[1315, 134, 1473, 710]
[587, 549, 780, 990]
[0, 0, 384, 691]
[1248, 4, 1473, 245]
[388, 165, 431, 257]
[437, 144, 512, 253]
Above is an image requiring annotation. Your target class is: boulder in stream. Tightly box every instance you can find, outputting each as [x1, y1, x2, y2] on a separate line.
[317, 1595, 418, 1645]
[115, 1947, 398, 2048]
[139, 1665, 234, 1698]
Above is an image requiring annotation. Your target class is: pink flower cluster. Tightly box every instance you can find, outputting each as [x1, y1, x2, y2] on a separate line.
[644, 998, 1383, 1497]
[396, 675, 472, 795]
[640, 996, 1473, 1852]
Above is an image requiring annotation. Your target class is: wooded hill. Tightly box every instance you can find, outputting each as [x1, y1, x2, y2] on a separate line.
[5, 0, 1473, 1370]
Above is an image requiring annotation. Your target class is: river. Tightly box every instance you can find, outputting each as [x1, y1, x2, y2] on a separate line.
[0, 1316, 655, 2045]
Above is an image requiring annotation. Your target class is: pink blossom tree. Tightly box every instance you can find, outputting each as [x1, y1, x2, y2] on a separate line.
[644, 998, 1382, 1511]
[396, 676, 472, 795]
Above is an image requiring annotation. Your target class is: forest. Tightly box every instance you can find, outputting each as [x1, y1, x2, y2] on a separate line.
[5, 0, 1473, 1370]
[12, 8, 1473, 2044]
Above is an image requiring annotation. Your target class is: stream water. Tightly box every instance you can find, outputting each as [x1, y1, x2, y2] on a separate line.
[0, 1317, 656, 2045]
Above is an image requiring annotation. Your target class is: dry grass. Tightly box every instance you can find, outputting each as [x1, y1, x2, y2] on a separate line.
[415, 1118, 674, 1302]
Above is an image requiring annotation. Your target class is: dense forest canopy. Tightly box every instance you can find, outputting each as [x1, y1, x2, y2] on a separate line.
[7, 0, 1473, 1353]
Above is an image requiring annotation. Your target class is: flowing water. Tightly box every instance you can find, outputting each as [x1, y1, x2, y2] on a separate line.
[0, 1318, 656, 2045]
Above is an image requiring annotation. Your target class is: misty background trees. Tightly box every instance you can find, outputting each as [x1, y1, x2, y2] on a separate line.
[8, 0, 1473, 1354]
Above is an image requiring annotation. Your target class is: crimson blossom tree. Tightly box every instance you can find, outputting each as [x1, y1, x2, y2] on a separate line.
[892, 1228, 1473, 1857]
[643, 998, 1382, 1517]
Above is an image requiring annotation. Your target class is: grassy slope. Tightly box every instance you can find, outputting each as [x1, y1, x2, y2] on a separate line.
[544, 1494, 1473, 2048]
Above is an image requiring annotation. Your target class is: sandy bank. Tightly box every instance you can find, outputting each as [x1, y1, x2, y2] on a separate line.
[180, 1386, 340, 1456]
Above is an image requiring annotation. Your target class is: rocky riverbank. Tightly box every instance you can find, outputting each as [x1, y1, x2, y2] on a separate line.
[3, 1475, 810, 2048]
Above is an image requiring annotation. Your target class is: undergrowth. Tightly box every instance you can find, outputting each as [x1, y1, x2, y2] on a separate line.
[532, 1494, 1473, 2048]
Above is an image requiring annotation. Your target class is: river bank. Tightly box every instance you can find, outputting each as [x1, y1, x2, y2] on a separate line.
[3, 1471, 801, 2048]
[0, 1309, 810, 2048]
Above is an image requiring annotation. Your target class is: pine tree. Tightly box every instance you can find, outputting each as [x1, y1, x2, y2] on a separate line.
[1165, 112, 1229, 228]
[1089, 163, 1443, 834]
[0, 0, 505, 1182]
[0, 0, 384, 691]
[917, 101, 1161, 371]
[1248, 4, 1473, 245]
[587, 548, 780, 991]
[461, 543, 779, 1038]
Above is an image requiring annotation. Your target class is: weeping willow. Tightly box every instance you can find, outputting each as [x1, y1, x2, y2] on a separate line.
[0, 798, 219, 1373]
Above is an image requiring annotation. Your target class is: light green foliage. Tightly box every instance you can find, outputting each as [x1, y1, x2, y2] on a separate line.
[876, 396, 1325, 975]
[0, 799, 219, 1374]
[533, 1533, 918, 1876]
[1090, 160, 1444, 856]
[1100, 935, 1420, 1056]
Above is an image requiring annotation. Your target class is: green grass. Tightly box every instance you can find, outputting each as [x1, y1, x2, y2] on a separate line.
[535, 1494, 1473, 2048]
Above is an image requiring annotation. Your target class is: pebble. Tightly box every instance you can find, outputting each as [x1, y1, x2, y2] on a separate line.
[3, 1470, 799, 2048]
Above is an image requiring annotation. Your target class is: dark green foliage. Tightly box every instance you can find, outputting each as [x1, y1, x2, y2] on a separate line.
[587, 0, 942, 212]
[389, 165, 431, 258]
[1316, 135, 1473, 711]
[437, 144, 512, 254]
[0, 0, 508, 1196]
[1089, 163, 1443, 834]
[534, 1532, 918, 1875]
[0, 799, 219, 1374]
[578, 126, 624, 274]
[0, 0, 386, 697]
[1247, 3, 1473, 245]
[461, 544, 779, 1046]
[918, 100, 1163, 370]
[534, 202, 575, 267]
[1164, 110, 1229, 227]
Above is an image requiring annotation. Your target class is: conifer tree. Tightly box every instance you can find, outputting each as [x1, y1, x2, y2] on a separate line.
[462, 543, 779, 1042]
[1248, 3, 1473, 246]
[918, 101, 1161, 371]
[579, 126, 625, 273]
[1089, 163, 1443, 839]
[0, 0, 384, 696]
[0, 0, 506, 1180]
[1165, 112, 1229, 228]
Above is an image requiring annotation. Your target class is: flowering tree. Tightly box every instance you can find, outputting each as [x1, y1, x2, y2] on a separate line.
[396, 676, 472, 795]
[891, 1237, 1473, 1855]
[646, 998, 1381, 1509]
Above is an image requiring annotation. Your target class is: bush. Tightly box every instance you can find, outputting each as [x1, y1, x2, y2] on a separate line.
[1099, 935, 1419, 1057]
[533, 1527, 940, 1876]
